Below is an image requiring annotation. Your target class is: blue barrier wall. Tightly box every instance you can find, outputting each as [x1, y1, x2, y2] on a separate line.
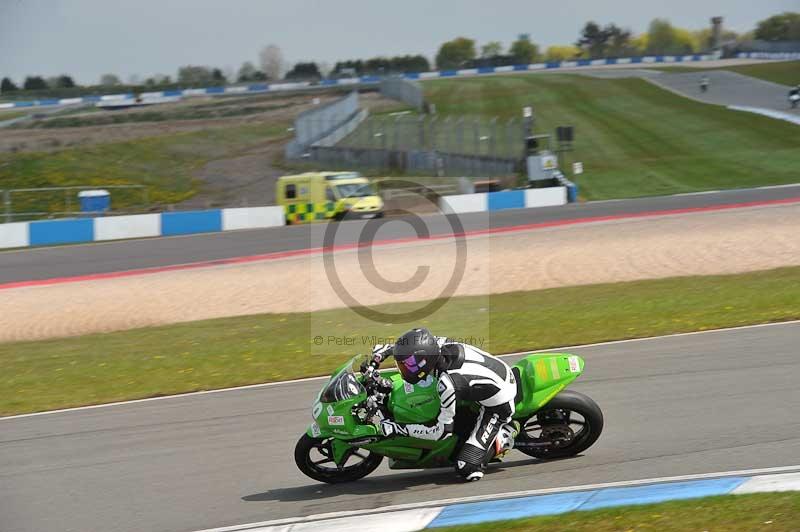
[29, 219, 94, 246]
[487, 190, 526, 211]
[161, 210, 222, 236]
[0, 206, 286, 249]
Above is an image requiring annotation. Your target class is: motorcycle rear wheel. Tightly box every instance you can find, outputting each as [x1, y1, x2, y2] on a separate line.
[515, 390, 603, 460]
[294, 433, 383, 483]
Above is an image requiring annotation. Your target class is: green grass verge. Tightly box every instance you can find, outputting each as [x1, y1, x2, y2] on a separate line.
[0, 110, 30, 121]
[2, 266, 800, 416]
[0, 122, 289, 214]
[421, 74, 800, 200]
[433, 492, 800, 532]
[652, 60, 800, 86]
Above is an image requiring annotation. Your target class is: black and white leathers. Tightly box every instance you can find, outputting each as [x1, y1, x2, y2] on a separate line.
[398, 337, 516, 441]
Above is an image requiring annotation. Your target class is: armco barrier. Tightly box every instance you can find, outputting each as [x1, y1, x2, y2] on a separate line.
[0, 54, 720, 110]
[441, 187, 567, 214]
[0, 206, 285, 250]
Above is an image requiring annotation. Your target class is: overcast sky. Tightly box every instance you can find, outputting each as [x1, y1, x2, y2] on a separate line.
[1, 0, 796, 84]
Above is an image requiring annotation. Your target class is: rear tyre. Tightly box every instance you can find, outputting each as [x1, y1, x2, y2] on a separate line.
[294, 433, 383, 484]
[515, 390, 603, 459]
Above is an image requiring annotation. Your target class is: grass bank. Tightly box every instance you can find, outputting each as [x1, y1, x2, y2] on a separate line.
[422, 74, 800, 200]
[0, 122, 289, 214]
[2, 266, 799, 415]
[434, 492, 800, 532]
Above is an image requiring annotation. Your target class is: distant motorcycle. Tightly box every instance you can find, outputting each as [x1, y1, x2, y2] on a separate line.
[790, 92, 800, 109]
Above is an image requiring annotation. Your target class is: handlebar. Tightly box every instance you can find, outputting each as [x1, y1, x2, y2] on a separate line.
[359, 356, 393, 395]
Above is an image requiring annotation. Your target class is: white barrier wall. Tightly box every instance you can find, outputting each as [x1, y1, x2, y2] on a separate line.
[221, 206, 285, 231]
[440, 187, 568, 215]
[524, 187, 567, 208]
[94, 214, 161, 241]
[440, 193, 488, 214]
[2, 206, 286, 249]
[0, 222, 30, 249]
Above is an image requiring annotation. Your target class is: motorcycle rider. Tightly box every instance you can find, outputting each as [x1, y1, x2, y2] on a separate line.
[790, 85, 800, 109]
[699, 75, 710, 93]
[370, 328, 518, 481]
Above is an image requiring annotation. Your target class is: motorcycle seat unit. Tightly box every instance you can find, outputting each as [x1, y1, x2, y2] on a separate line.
[512, 366, 523, 403]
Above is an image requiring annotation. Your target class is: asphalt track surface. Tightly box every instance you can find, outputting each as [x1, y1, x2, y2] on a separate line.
[1, 322, 799, 532]
[2, 184, 800, 286]
[648, 70, 800, 114]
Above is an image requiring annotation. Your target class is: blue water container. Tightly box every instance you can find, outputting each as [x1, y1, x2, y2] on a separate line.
[78, 189, 110, 214]
[567, 183, 579, 203]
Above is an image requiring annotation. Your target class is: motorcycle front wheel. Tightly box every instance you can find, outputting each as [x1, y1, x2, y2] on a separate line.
[294, 433, 383, 483]
[515, 390, 604, 460]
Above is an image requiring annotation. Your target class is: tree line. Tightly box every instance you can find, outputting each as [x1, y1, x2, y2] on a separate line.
[433, 13, 799, 69]
[2, 12, 797, 97]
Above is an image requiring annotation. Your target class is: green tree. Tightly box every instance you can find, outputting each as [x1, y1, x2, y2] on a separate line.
[1, 77, 18, 92]
[645, 18, 692, 55]
[435, 37, 476, 69]
[755, 12, 800, 41]
[545, 45, 583, 61]
[99, 73, 121, 86]
[237, 62, 256, 82]
[510, 34, 540, 64]
[211, 68, 226, 83]
[177, 65, 214, 85]
[605, 24, 633, 56]
[284, 62, 321, 80]
[481, 41, 503, 58]
[577, 22, 633, 58]
[54, 75, 75, 88]
[391, 55, 430, 73]
[576, 22, 607, 57]
[23, 76, 47, 90]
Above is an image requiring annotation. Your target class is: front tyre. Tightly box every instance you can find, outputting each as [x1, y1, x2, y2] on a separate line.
[515, 390, 604, 460]
[294, 433, 383, 484]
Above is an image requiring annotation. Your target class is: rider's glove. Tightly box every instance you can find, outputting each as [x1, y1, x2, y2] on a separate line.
[371, 344, 393, 365]
[378, 419, 407, 437]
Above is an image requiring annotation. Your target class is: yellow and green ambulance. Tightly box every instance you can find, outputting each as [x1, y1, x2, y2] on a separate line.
[276, 172, 384, 224]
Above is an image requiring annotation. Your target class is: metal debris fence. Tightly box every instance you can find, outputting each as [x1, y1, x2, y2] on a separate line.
[297, 114, 524, 176]
[379, 78, 425, 111]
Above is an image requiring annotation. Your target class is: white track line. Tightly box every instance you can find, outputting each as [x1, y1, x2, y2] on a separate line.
[192, 465, 800, 532]
[1, 319, 798, 422]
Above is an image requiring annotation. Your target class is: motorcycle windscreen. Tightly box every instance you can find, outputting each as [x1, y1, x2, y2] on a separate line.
[320, 366, 365, 403]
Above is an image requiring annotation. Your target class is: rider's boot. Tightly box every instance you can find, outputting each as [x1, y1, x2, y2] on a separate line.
[490, 421, 520, 463]
[456, 460, 484, 481]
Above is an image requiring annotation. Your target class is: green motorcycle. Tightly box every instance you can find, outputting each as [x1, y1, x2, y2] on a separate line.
[295, 353, 603, 483]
